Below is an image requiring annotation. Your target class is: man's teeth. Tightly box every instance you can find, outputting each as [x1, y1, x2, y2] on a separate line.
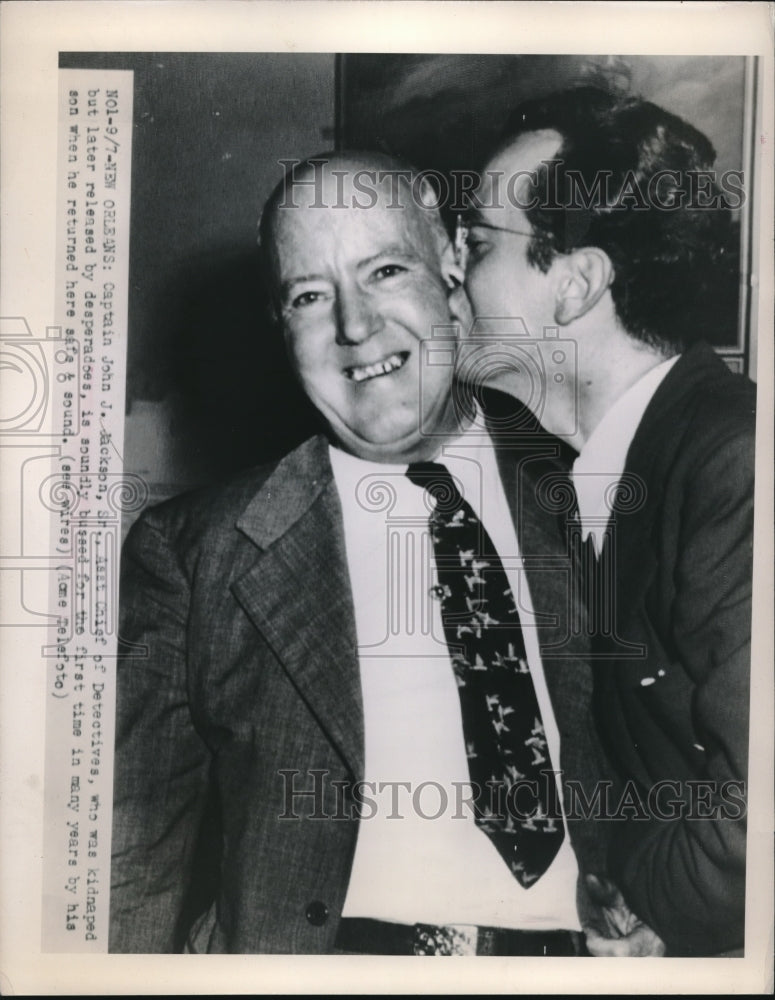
[346, 352, 407, 383]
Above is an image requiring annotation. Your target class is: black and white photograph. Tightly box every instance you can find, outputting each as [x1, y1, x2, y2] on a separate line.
[0, 2, 773, 995]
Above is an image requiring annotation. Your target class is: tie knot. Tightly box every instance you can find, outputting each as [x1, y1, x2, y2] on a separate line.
[405, 461, 463, 510]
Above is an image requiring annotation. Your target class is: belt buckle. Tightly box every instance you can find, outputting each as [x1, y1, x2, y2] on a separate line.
[413, 923, 477, 956]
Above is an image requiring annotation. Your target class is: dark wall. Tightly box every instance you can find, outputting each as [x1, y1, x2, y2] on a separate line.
[60, 52, 334, 493]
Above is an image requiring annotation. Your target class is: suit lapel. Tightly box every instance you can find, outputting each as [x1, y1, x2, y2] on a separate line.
[600, 344, 719, 623]
[486, 404, 592, 716]
[231, 436, 364, 778]
[485, 404, 602, 856]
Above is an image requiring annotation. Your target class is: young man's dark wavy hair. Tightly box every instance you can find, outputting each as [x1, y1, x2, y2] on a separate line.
[494, 87, 739, 354]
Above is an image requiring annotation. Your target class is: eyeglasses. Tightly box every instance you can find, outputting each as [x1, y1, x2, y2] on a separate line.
[454, 214, 534, 266]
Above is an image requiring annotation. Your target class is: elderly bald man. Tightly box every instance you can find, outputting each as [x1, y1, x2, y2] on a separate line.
[109, 153, 624, 955]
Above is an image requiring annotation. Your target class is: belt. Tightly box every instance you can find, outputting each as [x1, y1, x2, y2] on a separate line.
[335, 917, 584, 956]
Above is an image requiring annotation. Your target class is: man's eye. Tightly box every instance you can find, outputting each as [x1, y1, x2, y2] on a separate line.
[372, 263, 407, 281]
[291, 290, 326, 308]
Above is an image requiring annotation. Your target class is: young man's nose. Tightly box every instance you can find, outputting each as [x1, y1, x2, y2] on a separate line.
[335, 286, 384, 346]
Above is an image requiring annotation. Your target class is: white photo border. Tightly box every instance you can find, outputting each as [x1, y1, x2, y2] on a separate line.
[1, 1, 772, 995]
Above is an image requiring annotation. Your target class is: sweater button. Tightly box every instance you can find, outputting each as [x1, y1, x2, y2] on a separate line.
[306, 900, 329, 926]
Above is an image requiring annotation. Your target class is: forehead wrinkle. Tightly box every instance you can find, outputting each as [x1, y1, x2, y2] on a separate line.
[358, 243, 424, 267]
[270, 179, 446, 297]
[279, 241, 431, 300]
[280, 272, 328, 296]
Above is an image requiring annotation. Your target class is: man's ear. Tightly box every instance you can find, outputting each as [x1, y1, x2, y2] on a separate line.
[440, 240, 473, 334]
[553, 247, 614, 326]
[440, 238, 465, 290]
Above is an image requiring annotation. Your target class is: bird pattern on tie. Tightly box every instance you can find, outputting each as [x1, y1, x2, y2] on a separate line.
[406, 461, 565, 887]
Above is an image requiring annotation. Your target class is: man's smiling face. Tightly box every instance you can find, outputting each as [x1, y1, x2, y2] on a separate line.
[270, 161, 461, 463]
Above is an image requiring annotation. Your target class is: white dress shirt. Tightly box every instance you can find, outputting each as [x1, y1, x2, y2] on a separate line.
[572, 356, 679, 554]
[331, 422, 580, 931]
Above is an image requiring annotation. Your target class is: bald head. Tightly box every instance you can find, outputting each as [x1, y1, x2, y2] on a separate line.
[258, 150, 469, 463]
[260, 151, 450, 302]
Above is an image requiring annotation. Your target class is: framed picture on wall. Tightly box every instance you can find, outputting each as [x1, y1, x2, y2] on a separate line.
[337, 54, 761, 377]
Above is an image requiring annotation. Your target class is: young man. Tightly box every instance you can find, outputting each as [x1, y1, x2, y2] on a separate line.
[462, 87, 754, 956]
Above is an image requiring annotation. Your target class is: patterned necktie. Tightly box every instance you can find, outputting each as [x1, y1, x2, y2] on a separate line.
[406, 461, 565, 887]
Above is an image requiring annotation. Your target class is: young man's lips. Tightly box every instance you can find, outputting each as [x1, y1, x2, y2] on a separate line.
[343, 351, 410, 384]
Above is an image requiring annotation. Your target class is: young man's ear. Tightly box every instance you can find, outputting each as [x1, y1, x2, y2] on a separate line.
[554, 247, 614, 325]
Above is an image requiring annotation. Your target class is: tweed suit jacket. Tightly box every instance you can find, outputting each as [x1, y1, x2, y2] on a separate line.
[109, 393, 611, 953]
[587, 342, 756, 956]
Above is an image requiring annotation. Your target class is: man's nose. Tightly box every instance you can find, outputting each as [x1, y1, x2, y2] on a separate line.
[335, 286, 383, 345]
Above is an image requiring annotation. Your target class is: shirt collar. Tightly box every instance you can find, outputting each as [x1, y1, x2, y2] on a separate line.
[328, 407, 486, 482]
[573, 355, 680, 480]
[572, 354, 679, 548]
